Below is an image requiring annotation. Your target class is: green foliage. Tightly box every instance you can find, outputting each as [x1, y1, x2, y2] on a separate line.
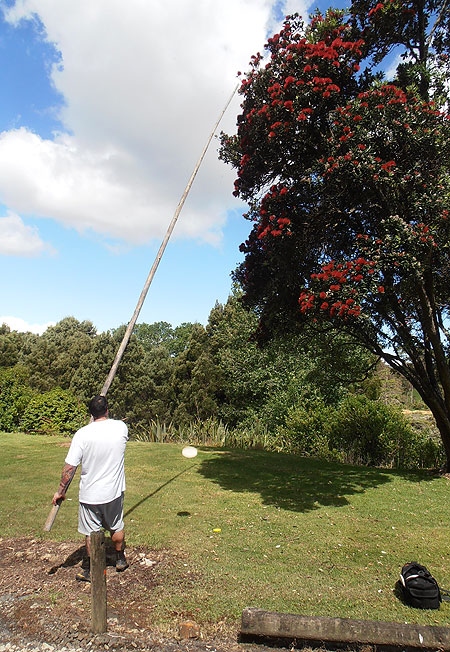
[134, 321, 200, 356]
[171, 324, 222, 424]
[134, 321, 174, 352]
[328, 395, 444, 468]
[361, 361, 427, 409]
[0, 324, 19, 367]
[20, 387, 88, 436]
[172, 322, 202, 356]
[21, 317, 96, 393]
[0, 366, 34, 432]
[2, 310, 440, 469]
[206, 291, 374, 430]
[0, 327, 37, 369]
[276, 399, 340, 460]
[274, 394, 443, 469]
[351, 0, 450, 101]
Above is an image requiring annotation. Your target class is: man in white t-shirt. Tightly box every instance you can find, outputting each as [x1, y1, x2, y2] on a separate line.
[52, 395, 129, 582]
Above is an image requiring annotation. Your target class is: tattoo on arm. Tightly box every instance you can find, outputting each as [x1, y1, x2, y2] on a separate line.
[58, 463, 77, 494]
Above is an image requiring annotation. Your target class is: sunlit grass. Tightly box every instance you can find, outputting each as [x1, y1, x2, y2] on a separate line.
[2, 432, 450, 629]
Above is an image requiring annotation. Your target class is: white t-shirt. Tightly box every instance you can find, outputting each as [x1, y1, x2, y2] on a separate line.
[65, 418, 128, 505]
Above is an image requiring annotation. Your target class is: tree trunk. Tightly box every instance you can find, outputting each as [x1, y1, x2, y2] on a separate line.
[389, 374, 450, 471]
[423, 396, 450, 471]
[378, 347, 450, 470]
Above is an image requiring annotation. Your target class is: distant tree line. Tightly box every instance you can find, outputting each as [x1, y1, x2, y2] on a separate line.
[0, 289, 443, 468]
[0, 289, 369, 426]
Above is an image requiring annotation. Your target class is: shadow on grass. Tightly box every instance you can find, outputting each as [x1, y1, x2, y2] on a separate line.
[197, 449, 435, 513]
[124, 465, 195, 518]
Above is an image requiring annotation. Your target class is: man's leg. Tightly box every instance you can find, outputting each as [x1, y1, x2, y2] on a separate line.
[76, 504, 102, 582]
[111, 529, 128, 571]
[75, 535, 92, 582]
[111, 528, 125, 552]
[105, 494, 128, 572]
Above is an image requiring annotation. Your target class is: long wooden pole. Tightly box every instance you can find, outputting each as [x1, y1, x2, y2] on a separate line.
[100, 84, 238, 398]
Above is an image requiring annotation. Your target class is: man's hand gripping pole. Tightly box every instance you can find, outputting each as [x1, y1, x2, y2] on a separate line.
[43, 464, 77, 532]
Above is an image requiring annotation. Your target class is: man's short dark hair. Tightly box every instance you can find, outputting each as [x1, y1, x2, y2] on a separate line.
[89, 395, 108, 418]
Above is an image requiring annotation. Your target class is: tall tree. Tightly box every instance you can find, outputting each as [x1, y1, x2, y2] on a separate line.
[207, 290, 374, 428]
[220, 4, 450, 466]
[134, 321, 175, 353]
[0, 325, 38, 370]
[133, 321, 200, 357]
[171, 324, 222, 424]
[0, 324, 21, 367]
[23, 317, 96, 392]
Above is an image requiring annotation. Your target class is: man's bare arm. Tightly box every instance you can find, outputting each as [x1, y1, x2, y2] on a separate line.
[52, 463, 77, 505]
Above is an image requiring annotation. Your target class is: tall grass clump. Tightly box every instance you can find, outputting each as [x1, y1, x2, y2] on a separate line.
[130, 417, 270, 449]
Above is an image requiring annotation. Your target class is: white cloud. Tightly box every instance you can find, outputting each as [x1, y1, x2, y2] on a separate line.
[0, 209, 52, 256]
[0, 0, 309, 246]
[0, 315, 56, 334]
[384, 53, 403, 81]
[283, 0, 311, 20]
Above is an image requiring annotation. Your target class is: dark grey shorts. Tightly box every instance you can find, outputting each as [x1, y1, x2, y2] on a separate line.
[78, 492, 124, 535]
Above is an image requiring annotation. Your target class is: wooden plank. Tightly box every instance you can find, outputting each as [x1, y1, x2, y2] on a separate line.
[241, 607, 450, 651]
[90, 531, 107, 634]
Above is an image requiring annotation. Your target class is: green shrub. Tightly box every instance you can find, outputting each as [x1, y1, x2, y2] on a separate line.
[20, 387, 88, 436]
[275, 400, 342, 461]
[394, 428, 445, 469]
[328, 395, 444, 468]
[0, 366, 34, 432]
[328, 395, 392, 466]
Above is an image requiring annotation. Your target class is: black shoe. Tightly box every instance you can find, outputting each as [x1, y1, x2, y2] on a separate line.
[116, 553, 129, 572]
[76, 567, 91, 582]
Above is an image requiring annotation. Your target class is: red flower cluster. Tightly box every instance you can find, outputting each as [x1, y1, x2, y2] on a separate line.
[368, 2, 384, 17]
[298, 254, 386, 320]
[231, 15, 374, 197]
[255, 185, 293, 240]
[381, 160, 396, 172]
[407, 223, 437, 247]
[299, 290, 362, 319]
[297, 107, 314, 122]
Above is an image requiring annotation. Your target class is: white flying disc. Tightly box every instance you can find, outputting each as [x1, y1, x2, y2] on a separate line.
[182, 445, 198, 458]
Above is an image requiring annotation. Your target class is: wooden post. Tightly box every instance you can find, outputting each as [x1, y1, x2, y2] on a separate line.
[241, 607, 450, 651]
[90, 531, 107, 634]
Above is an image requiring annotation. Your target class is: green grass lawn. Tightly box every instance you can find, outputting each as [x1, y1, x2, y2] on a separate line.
[2, 431, 450, 629]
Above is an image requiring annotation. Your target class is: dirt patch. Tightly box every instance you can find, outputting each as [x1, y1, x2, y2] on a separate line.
[0, 537, 289, 652]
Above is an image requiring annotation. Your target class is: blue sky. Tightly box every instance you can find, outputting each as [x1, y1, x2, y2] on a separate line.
[0, 0, 350, 334]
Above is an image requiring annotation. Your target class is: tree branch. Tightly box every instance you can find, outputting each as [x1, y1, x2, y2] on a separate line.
[426, 0, 449, 49]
